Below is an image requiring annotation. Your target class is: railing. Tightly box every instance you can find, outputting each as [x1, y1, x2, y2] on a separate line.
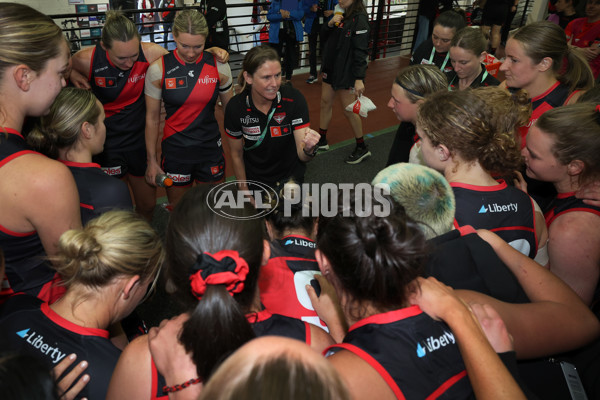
[52, 1, 531, 77]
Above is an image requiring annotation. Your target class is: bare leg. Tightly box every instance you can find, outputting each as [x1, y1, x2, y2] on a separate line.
[165, 185, 191, 207]
[320, 82, 336, 130]
[339, 89, 363, 139]
[127, 174, 156, 222]
[490, 25, 502, 51]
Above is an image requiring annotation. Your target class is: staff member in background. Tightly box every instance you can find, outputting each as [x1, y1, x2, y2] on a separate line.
[303, 0, 338, 84]
[198, 0, 229, 51]
[267, 0, 305, 82]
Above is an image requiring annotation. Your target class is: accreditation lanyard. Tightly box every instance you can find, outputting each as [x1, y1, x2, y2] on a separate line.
[448, 67, 489, 90]
[429, 47, 450, 72]
[244, 106, 276, 151]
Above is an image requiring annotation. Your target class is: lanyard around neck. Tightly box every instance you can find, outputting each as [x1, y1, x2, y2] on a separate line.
[429, 46, 450, 72]
[448, 66, 489, 90]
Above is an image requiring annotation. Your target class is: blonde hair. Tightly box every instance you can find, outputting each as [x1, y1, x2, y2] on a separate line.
[394, 65, 447, 104]
[417, 87, 526, 174]
[451, 27, 486, 56]
[0, 3, 64, 78]
[54, 211, 164, 290]
[27, 88, 101, 159]
[173, 9, 209, 38]
[101, 10, 140, 49]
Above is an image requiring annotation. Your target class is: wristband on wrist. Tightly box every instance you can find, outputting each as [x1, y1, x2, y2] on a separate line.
[162, 377, 202, 394]
[303, 146, 318, 157]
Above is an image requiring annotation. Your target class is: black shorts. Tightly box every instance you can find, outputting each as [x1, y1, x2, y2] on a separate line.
[482, 2, 510, 26]
[161, 151, 225, 186]
[322, 71, 357, 91]
[93, 145, 147, 178]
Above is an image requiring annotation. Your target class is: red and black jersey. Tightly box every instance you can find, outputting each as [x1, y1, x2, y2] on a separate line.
[90, 43, 149, 150]
[259, 235, 327, 329]
[513, 82, 572, 148]
[160, 51, 221, 162]
[0, 294, 121, 400]
[224, 84, 310, 188]
[447, 65, 500, 90]
[544, 192, 600, 227]
[452, 180, 538, 259]
[325, 306, 473, 399]
[247, 309, 310, 344]
[60, 160, 133, 225]
[0, 130, 60, 304]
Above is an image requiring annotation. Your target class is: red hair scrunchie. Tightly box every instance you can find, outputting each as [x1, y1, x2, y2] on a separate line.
[189, 250, 249, 299]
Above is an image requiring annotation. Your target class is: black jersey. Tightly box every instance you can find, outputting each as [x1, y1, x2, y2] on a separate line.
[248, 309, 310, 344]
[224, 84, 310, 188]
[326, 306, 473, 399]
[259, 235, 326, 329]
[411, 39, 454, 73]
[544, 192, 600, 227]
[61, 160, 133, 225]
[0, 295, 121, 400]
[447, 65, 500, 90]
[0, 129, 57, 303]
[161, 51, 221, 161]
[452, 181, 539, 259]
[90, 43, 149, 150]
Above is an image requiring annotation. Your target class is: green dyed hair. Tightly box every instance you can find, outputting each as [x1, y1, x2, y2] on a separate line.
[372, 163, 455, 239]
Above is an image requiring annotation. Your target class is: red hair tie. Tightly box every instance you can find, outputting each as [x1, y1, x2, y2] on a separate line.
[596, 104, 600, 113]
[189, 250, 249, 299]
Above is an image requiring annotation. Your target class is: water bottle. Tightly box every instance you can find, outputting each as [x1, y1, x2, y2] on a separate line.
[155, 173, 173, 188]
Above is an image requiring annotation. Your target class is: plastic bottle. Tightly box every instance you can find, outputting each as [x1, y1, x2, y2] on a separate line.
[155, 173, 173, 188]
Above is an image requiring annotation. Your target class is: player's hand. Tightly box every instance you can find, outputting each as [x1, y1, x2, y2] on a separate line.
[53, 353, 90, 400]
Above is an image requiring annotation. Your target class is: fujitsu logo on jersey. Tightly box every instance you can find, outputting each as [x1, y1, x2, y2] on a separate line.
[16, 328, 67, 364]
[198, 75, 218, 84]
[241, 115, 260, 124]
[128, 73, 146, 84]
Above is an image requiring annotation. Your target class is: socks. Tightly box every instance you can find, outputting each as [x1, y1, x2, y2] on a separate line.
[319, 128, 327, 141]
[356, 137, 365, 148]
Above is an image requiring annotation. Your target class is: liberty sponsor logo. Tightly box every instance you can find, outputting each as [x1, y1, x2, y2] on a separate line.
[102, 166, 122, 176]
[95, 77, 117, 88]
[198, 75, 219, 85]
[284, 238, 316, 248]
[167, 173, 191, 183]
[16, 328, 67, 364]
[273, 113, 286, 124]
[416, 331, 455, 358]
[478, 202, 518, 214]
[241, 115, 260, 124]
[166, 77, 187, 89]
[128, 73, 146, 84]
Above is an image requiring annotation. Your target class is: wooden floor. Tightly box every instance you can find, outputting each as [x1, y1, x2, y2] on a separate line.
[216, 55, 411, 179]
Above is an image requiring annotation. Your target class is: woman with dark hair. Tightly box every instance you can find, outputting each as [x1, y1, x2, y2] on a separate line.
[318, 0, 371, 164]
[416, 87, 548, 261]
[446, 27, 500, 90]
[107, 185, 333, 400]
[314, 186, 474, 399]
[520, 103, 600, 306]
[225, 45, 320, 193]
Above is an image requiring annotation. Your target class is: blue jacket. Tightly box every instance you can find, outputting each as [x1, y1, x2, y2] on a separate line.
[267, 0, 305, 43]
[303, 0, 338, 34]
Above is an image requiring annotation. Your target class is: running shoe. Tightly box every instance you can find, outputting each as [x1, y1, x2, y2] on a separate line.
[306, 75, 318, 84]
[345, 146, 371, 164]
[317, 136, 329, 151]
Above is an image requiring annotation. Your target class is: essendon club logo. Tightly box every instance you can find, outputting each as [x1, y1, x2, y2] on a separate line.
[270, 125, 291, 137]
[166, 77, 187, 89]
[95, 77, 117, 88]
[273, 113, 286, 124]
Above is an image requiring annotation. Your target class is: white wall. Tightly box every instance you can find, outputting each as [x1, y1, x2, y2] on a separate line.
[6, 0, 108, 16]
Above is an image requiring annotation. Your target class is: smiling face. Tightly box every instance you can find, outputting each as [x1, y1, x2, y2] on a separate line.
[432, 25, 455, 53]
[29, 41, 69, 116]
[387, 83, 420, 123]
[449, 46, 483, 81]
[104, 38, 140, 71]
[246, 60, 282, 105]
[174, 32, 206, 64]
[521, 124, 567, 183]
[500, 38, 543, 90]
[586, 0, 600, 20]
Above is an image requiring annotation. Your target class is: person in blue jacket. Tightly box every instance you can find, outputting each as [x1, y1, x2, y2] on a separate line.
[268, 0, 305, 81]
[303, 0, 338, 84]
